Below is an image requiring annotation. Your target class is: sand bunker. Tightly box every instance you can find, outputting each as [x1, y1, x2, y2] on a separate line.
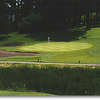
[0, 50, 39, 57]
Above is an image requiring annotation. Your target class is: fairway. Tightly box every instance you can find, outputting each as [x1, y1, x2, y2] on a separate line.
[0, 28, 100, 63]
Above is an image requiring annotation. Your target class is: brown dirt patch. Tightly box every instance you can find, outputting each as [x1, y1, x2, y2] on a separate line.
[0, 50, 39, 57]
[2, 42, 24, 46]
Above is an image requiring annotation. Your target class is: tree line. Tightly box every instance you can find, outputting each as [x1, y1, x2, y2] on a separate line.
[0, 0, 100, 33]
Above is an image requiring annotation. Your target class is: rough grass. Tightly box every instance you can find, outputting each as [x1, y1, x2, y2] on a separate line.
[0, 63, 100, 95]
[0, 28, 100, 63]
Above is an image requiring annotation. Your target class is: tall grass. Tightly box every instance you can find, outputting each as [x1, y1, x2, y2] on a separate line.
[0, 64, 100, 95]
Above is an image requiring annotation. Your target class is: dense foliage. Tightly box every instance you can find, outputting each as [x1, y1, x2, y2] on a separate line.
[0, 0, 100, 40]
[0, 0, 100, 30]
[0, 64, 100, 95]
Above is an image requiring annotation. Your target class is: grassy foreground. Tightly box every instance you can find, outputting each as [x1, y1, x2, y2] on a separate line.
[0, 28, 100, 63]
[0, 63, 100, 95]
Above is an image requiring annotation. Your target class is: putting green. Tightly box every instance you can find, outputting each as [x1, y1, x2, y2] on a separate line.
[19, 42, 93, 52]
[1, 28, 100, 63]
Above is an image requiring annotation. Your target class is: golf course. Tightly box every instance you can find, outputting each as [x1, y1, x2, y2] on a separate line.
[0, 27, 100, 64]
[2, 0, 100, 96]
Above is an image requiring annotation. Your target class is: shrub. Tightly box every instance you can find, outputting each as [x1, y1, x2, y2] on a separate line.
[19, 13, 42, 33]
[0, 64, 100, 95]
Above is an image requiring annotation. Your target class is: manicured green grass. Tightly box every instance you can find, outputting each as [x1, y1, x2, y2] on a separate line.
[0, 90, 54, 96]
[1, 28, 100, 63]
[19, 42, 92, 52]
[0, 56, 40, 62]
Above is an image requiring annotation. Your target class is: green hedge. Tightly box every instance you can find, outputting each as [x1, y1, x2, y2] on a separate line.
[0, 64, 100, 95]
